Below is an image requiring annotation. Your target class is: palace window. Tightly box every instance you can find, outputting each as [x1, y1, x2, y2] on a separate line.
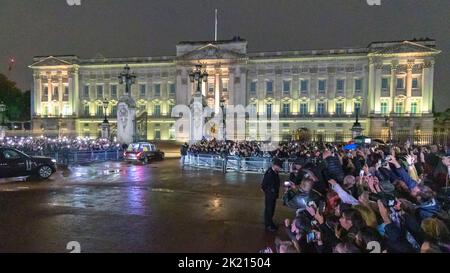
[283, 80, 291, 96]
[110, 85, 117, 99]
[63, 85, 69, 101]
[266, 104, 272, 118]
[354, 101, 361, 113]
[96, 105, 103, 117]
[396, 78, 405, 89]
[412, 78, 419, 89]
[83, 105, 90, 116]
[52, 86, 59, 101]
[154, 84, 161, 97]
[381, 78, 389, 91]
[318, 80, 326, 93]
[282, 103, 290, 116]
[300, 80, 309, 93]
[355, 79, 362, 92]
[169, 83, 176, 95]
[381, 102, 388, 115]
[96, 85, 103, 99]
[83, 85, 89, 98]
[395, 101, 403, 114]
[154, 104, 161, 116]
[299, 103, 308, 115]
[266, 81, 273, 96]
[411, 102, 418, 114]
[335, 102, 343, 116]
[139, 84, 146, 98]
[336, 79, 345, 93]
[317, 102, 325, 116]
[250, 81, 257, 94]
[222, 79, 228, 92]
[111, 105, 117, 116]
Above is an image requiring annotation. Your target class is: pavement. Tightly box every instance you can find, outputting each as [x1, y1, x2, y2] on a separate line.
[0, 159, 293, 253]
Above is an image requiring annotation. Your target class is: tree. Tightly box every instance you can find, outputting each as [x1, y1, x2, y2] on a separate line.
[0, 73, 30, 121]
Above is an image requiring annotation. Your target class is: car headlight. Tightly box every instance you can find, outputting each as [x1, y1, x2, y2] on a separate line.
[51, 159, 57, 163]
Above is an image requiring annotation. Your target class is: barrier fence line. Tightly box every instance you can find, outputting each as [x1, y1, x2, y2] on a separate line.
[184, 154, 294, 173]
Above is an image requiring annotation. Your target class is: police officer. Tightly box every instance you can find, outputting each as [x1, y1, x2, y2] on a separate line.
[180, 142, 189, 169]
[261, 158, 282, 231]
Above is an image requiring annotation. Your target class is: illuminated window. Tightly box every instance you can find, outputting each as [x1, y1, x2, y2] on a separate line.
[411, 102, 418, 114]
[282, 103, 290, 116]
[335, 102, 343, 116]
[266, 104, 272, 118]
[336, 79, 345, 92]
[317, 102, 325, 115]
[154, 104, 161, 116]
[83, 105, 89, 116]
[222, 80, 228, 92]
[96, 105, 103, 117]
[395, 102, 403, 114]
[52, 86, 59, 101]
[381, 102, 388, 115]
[208, 82, 214, 93]
[299, 103, 308, 115]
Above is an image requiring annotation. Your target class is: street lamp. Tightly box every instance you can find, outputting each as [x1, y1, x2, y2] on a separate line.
[118, 65, 136, 95]
[189, 64, 208, 95]
[350, 104, 363, 139]
[220, 97, 226, 141]
[0, 101, 6, 126]
[102, 98, 109, 123]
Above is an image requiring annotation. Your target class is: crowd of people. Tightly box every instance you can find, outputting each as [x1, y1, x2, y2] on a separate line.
[259, 142, 450, 253]
[0, 136, 123, 155]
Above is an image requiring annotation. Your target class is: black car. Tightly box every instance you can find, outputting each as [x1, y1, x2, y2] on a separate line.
[123, 142, 165, 164]
[0, 147, 57, 180]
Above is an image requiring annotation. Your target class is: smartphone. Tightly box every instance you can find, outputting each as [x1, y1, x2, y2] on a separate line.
[307, 201, 316, 208]
[284, 181, 291, 187]
[306, 232, 316, 243]
[359, 170, 365, 177]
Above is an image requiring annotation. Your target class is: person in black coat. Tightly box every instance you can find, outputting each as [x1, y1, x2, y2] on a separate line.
[261, 158, 283, 231]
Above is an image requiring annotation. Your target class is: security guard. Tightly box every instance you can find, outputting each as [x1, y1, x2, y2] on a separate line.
[261, 158, 282, 231]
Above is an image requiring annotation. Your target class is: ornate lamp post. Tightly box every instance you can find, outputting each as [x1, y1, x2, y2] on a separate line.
[350, 104, 363, 139]
[101, 98, 110, 139]
[189, 64, 208, 96]
[188, 64, 208, 143]
[0, 101, 6, 140]
[117, 65, 138, 144]
[220, 97, 226, 141]
[118, 65, 136, 95]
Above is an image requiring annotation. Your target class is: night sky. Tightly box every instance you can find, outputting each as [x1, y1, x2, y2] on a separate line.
[0, 0, 448, 111]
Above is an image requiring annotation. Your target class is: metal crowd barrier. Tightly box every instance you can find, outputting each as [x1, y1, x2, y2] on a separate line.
[25, 150, 124, 165]
[184, 153, 294, 173]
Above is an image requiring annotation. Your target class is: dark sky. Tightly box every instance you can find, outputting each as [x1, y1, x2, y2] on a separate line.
[0, 0, 449, 111]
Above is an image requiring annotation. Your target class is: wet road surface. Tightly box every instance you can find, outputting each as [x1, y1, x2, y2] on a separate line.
[0, 159, 292, 253]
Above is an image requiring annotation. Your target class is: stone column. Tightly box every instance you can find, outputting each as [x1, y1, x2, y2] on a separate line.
[389, 62, 398, 113]
[374, 63, 383, 114]
[367, 59, 375, 115]
[33, 72, 42, 115]
[240, 67, 247, 107]
[215, 71, 221, 113]
[422, 60, 434, 114]
[406, 60, 414, 113]
[71, 67, 79, 117]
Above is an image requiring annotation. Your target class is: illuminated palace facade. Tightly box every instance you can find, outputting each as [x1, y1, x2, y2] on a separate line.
[29, 37, 439, 142]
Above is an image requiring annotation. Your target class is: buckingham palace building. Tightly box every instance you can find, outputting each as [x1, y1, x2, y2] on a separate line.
[29, 37, 440, 142]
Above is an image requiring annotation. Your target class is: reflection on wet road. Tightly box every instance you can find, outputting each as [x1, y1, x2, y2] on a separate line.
[0, 159, 291, 252]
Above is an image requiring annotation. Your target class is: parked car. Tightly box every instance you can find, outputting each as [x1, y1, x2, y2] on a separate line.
[0, 147, 57, 180]
[123, 142, 165, 164]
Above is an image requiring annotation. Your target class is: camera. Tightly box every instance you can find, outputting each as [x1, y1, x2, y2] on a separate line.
[369, 192, 397, 208]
